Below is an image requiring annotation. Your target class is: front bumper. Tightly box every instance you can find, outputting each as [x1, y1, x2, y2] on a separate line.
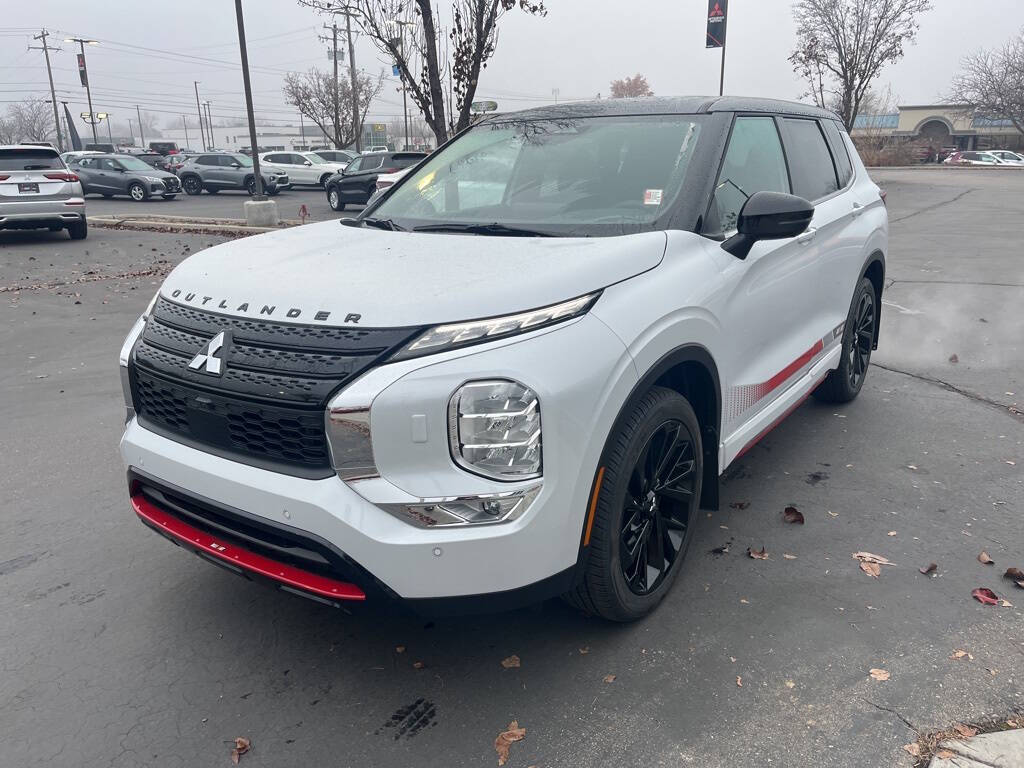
[0, 197, 86, 228]
[121, 313, 638, 603]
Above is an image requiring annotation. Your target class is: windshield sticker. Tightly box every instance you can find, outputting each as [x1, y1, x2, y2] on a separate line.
[643, 189, 663, 205]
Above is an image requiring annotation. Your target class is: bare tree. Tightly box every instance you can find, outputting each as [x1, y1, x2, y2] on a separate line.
[949, 31, 1024, 137]
[283, 68, 384, 148]
[609, 74, 654, 99]
[789, 0, 931, 131]
[298, 0, 546, 145]
[0, 99, 56, 143]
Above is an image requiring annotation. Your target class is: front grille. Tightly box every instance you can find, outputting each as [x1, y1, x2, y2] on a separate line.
[164, 177, 180, 192]
[130, 297, 423, 477]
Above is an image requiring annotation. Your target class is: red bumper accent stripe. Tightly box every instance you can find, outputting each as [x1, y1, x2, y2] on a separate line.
[131, 493, 366, 602]
[763, 338, 824, 395]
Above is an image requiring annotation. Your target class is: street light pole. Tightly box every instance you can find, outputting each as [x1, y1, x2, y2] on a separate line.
[182, 115, 191, 151]
[106, 114, 113, 146]
[66, 37, 100, 145]
[234, 0, 264, 199]
[136, 104, 145, 148]
[204, 101, 214, 147]
[31, 29, 64, 152]
[338, 6, 362, 152]
[194, 81, 206, 151]
[127, 118, 134, 146]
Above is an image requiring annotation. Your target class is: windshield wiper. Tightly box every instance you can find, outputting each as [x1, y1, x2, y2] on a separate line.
[361, 217, 404, 231]
[412, 222, 556, 237]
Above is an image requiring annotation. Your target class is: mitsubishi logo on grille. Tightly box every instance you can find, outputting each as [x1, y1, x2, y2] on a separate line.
[188, 330, 230, 376]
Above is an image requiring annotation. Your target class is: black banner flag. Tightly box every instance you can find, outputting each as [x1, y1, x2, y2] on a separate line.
[706, 0, 728, 48]
[77, 53, 88, 87]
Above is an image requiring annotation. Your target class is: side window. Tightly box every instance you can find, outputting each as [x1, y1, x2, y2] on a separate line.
[706, 116, 790, 236]
[362, 155, 384, 171]
[346, 157, 362, 173]
[196, 155, 216, 166]
[782, 118, 839, 200]
[100, 158, 119, 171]
[219, 156, 239, 167]
[290, 153, 308, 164]
[822, 120, 854, 187]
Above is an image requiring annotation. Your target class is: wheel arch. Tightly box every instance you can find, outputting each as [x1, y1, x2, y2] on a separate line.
[860, 249, 885, 349]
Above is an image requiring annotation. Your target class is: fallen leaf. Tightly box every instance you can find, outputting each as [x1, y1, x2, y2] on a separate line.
[747, 546, 769, 560]
[739, 598, 749, 604]
[413, 661, 425, 669]
[827, 510, 839, 517]
[736, 676, 742, 687]
[230, 737, 250, 764]
[852, 552, 894, 566]
[709, 543, 730, 555]
[494, 721, 526, 766]
[578, 646, 589, 655]
[729, 501, 750, 510]
[860, 562, 881, 578]
[501, 655, 521, 669]
[978, 551, 994, 565]
[971, 587, 999, 605]
[887, 531, 897, 536]
[936, 749, 955, 759]
[602, 674, 616, 683]
[869, 668, 890, 681]
[784, 680, 795, 689]
[950, 649, 969, 660]
[953, 723, 977, 738]
[395, 645, 406, 654]
[999, 599, 1013, 607]
[1004, 567, 1024, 581]
[948, 354, 959, 364]
[919, 563, 938, 575]
[783, 506, 804, 524]
[783, 553, 797, 560]
[902, 743, 921, 757]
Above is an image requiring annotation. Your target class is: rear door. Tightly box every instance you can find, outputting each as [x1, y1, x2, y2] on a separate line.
[0, 147, 70, 202]
[288, 153, 316, 183]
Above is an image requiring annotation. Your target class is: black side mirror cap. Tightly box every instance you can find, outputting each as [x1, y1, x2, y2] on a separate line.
[722, 191, 814, 260]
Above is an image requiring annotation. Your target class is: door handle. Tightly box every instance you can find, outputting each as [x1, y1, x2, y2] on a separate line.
[796, 227, 817, 245]
[852, 201, 864, 217]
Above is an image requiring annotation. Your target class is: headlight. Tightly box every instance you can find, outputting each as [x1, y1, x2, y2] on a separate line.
[448, 379, 541, 480]
[143, 176, 163, 184]
[390, 293, 598, 360]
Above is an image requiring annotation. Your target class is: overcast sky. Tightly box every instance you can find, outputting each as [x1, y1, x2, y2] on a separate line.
[3, 0, 1024, 134]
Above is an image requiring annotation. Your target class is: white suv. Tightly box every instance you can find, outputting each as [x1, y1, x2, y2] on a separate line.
[119, 97, 887, 621]
[259, 151, 348, 187]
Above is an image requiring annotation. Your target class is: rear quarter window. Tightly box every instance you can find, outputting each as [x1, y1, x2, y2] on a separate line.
[0, 148, 63, 171]
[821, 120, 854, 187]
[781, 118, 840, 201]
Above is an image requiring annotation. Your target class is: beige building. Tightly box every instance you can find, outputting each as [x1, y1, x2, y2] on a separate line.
[852, 104, 1023, 150]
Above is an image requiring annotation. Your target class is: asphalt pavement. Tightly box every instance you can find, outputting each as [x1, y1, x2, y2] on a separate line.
[0, 169, 1021, 768]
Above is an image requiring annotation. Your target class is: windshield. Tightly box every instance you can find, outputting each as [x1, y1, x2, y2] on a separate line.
[230, 154, 254, 167]
[118, 156, 157, 171]
[371, 114, 706, 236]
[303, 153, 326, 164]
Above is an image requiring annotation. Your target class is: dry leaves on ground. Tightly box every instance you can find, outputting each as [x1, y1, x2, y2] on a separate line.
[953, 723, 978, 739]
[603, 674, 616, 683]
[783, 553, 797, 560]
[578, 646, 589, 655]
[971, 587, 1000, 605]
[853, 552, 895, 566]
[919, 562, 938, 576]
[709, 543, 730, 555]
[783, 506, 804, 524]
[736, 676, 742, 687]
[395, 645, 406, 654]
[936, 749, 955, 760]
[859, 562, 881, 578]
[413, 661, 425, 669]
[978, 551, 995, 565]
[1004, 567, 1024, 588]
[887, 531, 897, 536]
[230, 737, 250, 764]
[729, 501, 750, 510]
[501, 655, 521, 669]
[869, 668, 890, 681]
[902, 743, 921, 757]
[747, 546, 769, 560]
[950, 649, 973, 660]
[494, 721, 526, 767]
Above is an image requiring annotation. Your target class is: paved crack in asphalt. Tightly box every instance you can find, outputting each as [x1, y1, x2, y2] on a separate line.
[861, 698, 919, 733]
[888, 187, 976, 224]
[871, 362, 1024, 422]
[887, 279, 1024, 288]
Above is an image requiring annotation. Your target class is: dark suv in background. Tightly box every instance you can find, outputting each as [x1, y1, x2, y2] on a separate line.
[177, 153, 290, 196]
[325, 151, 426, 210]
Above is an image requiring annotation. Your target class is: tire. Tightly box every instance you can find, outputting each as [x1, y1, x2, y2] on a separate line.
[564, 387, 702, 621]
[205, 187, 219, 194]
[319, 173, 332, 187]
[813, 276, 877, 403]
[182, 175, 202, 195]
[245, 177, 256, 196]
[328, 187, 345, 211]
[266, 187, 280, 196]
[162, 195, 176, 201]
[67, 218, 87, 240]
[101, 193, 114, 199]
[128, 183, 147, 202]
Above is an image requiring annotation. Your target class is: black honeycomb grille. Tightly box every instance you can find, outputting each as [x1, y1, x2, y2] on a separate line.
[129, 297, 424, 476]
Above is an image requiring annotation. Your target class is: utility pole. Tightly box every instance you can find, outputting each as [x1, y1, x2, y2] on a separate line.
[66, 37, 100, 145]
[323, 22, 341, 148]
[31, 30, 63, 152]
[182, 115, 191, 151]
[299, 111, 305, 149]
[136, 104, 145, 148]
[234, 0, 265, 200]
[127, 118, 134, 145]
[338, 7, 361, 152]
[105, 114, 113, 146]
[203, 101, 214, 147]
[194, 81, 207, 150]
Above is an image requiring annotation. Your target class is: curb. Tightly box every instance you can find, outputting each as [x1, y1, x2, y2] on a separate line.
[87, 214, 306, 236]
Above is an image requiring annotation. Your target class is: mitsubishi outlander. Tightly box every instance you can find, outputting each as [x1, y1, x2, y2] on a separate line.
[119, 97, 887, 621]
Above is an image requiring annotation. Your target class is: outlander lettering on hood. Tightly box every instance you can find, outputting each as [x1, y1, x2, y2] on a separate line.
[166, 288, 360, 324]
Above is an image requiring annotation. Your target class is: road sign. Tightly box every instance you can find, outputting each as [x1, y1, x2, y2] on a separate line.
[471, 100, 498, 113]
[372, 123, 386, 132]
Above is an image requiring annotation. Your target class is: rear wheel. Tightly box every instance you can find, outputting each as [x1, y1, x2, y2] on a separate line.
[181, 175, 202, 195]
[246, 177, 257, 195]
[319, 173, 332, 187]
[67, 218, 87, 240]
[128, 183, 147, 202]
[564, 387, 702, 621]
[205, 187, 219, 194]
[328, 187, 344, 211]
[813, 277, 877, 403]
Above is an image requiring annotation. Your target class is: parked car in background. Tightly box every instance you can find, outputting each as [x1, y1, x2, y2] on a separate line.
[162, 154, 190, 174]
[0, 144, 87, 239]
[325, 151, 427, 210]
[258, 151, 347, 187]
[60, 150, 102, 165]
[989, 150, 1024, 165]
[84, 143, 117, 153]
[148, 141, 180, 155]
[72, 154, 181, 201]
[177, 152, 290, 195]
[944, 151, 1003, 165]
[367, 145, 389, 152]
[365, 167, 413, 205]
[312, 149, 358, 165]
[136, 152, 167, 170]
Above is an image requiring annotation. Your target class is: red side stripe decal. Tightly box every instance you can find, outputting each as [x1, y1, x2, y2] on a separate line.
[762, 339, 824, 396]
[132, 493, 366, 602]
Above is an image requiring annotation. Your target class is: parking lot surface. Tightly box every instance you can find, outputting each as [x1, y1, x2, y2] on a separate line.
[0, 169, 1021, 767]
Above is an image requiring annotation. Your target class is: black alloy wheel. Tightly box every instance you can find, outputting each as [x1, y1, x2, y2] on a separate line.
[620, 420, 697, 595]
[848, 288, 875, 390]
[813, 276, 877, 403]
[182, 175, 202, 195]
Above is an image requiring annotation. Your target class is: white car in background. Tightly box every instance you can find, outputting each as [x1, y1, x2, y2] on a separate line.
[989, 150, 1024, 165]
[258, 151, 348, 187]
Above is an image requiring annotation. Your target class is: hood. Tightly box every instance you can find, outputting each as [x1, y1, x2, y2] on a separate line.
[160, 220, 667, 328]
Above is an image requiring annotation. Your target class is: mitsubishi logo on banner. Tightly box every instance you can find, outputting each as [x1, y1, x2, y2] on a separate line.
[706, 0, 728, 48]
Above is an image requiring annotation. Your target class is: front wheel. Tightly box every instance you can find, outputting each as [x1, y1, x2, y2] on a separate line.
[813, 277, 877, 403]
[128, 183, 147, 202]
[328, 187, 345, 211]
[181, 176, 202, 195]
[564, 387, 702, 621]
[319, 173, 332, 187]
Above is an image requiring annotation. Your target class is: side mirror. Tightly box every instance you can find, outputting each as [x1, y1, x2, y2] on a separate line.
[303, 160, 312, 166]
[722, 191, 814, 260]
